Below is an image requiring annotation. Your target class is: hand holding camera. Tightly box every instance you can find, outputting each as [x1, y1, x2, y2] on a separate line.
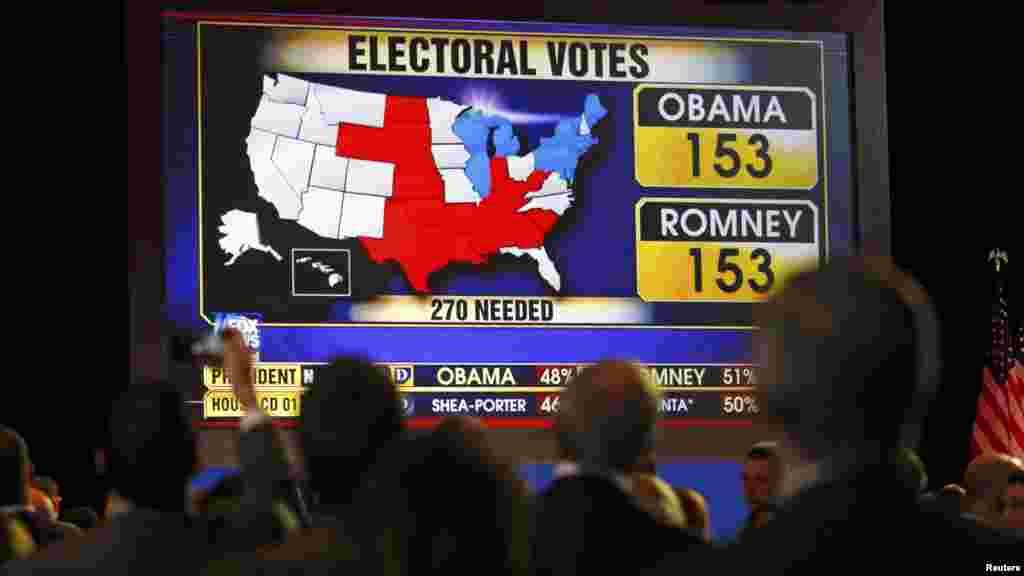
[220, 328, 258, 411]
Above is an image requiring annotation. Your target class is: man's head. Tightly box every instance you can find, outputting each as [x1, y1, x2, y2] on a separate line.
[389, 415, 528, 572]
[963, 452, 1024, 524]
[1002, 471, 1024, 529]
[430, 416, 521, 494]
[300, 356, 404, 506]
[107, 382, 196, 513]
[0, 426, 31, 507]
[753, 257, 933, 462]
[743, 441, 782, 510]
[555, 360, 659, 473]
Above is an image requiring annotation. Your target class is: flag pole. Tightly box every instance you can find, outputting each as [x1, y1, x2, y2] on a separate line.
[988, 248, 1010, 454]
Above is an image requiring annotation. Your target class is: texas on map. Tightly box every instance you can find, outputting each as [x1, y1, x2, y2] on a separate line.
[218, 73, 608, 293]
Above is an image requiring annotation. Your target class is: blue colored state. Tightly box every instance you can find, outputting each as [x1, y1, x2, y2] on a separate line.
[533, 94, 608, 183]
[450, 94, 608, 199]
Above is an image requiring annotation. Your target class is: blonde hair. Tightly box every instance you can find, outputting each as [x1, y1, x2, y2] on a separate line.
[631, 474, 686, 529]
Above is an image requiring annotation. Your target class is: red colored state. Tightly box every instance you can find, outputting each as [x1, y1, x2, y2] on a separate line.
[338, 95, 562, 292]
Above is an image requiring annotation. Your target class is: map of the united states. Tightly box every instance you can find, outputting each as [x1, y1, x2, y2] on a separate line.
[218, 74, 607, 293]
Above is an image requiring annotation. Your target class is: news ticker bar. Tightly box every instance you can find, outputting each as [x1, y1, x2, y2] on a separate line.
[194, 362, 758, 421]
[399, 390, 759, 420]
[195, 417, 754, 430]
[201, 362, 758, 390]
[197, 388, 759, 420]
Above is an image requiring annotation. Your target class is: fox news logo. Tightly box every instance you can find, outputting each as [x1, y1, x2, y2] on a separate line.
[214, 313, 261, 353]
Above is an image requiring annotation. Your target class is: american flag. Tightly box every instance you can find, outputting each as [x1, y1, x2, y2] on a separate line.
[970, 253, 1023, 457]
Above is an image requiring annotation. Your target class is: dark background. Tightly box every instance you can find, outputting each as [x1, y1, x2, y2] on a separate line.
[5, 1, 1015, 516]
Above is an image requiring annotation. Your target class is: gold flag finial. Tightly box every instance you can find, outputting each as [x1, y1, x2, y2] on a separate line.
[988, 249, 1009, 272]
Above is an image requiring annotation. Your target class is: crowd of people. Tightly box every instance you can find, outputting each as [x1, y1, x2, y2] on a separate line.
[3, 257, 1023, 572]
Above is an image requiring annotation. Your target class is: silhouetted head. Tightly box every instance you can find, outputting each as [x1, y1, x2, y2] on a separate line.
[753, 257, 936, 463]
[107, 382, 196, 513]
[555, 360, 659, 474]
[299, 356, 403, 507]
[396, 416, 528, 573]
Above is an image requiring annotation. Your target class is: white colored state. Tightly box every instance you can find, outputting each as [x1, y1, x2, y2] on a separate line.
[244, 75, 486, 245]
[246, 74, 398, 245]
[519, 172, 573, 216]
[499, 247, 562, 292]
[441, 169, 480, 204]
[505, 153, 536, 182]
[518, 193, 573, 216]
[217, 210, 283, 265]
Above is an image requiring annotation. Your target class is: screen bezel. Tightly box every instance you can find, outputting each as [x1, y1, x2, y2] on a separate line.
[131, 2, 887, 460]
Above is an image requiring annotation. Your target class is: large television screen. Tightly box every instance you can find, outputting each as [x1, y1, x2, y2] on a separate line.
[162, 13, 854, 434]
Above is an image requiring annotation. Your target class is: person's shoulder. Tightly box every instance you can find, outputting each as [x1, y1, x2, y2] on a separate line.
[532, 476, 627, 537]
